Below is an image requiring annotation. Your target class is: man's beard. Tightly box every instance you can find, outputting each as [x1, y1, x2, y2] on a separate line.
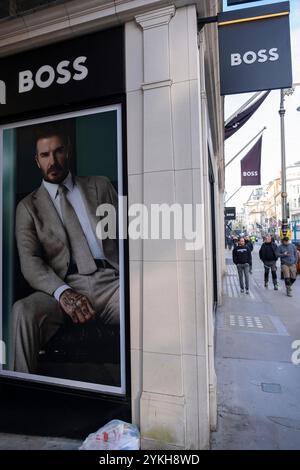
[42, 164, 68, 184]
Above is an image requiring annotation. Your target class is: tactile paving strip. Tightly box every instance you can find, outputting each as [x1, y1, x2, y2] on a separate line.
[225, 313, 277, 333]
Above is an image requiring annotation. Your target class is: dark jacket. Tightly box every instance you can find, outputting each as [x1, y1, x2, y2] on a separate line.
[245, 240, 253, 252]
[259, 242, 278, 262]
[232, 245, 251, 265]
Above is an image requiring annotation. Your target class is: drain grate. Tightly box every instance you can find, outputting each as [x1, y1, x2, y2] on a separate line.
[261, 383, 282, 394]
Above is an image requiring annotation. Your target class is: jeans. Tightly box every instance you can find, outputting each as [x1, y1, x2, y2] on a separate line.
[236, 263, 249, 290]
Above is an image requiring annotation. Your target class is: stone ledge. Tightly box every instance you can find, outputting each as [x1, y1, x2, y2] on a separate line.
[0, 0, 212, 57]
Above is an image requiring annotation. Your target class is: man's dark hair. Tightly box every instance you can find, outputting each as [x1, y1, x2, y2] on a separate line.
[34, 122, 69, 152]
[282, 236, 290, 242]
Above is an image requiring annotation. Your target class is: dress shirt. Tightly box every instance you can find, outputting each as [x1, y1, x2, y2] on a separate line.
[43, 172, 104, 301]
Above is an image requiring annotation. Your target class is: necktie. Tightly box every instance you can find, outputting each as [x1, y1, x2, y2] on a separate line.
[58, 184, 97, 275]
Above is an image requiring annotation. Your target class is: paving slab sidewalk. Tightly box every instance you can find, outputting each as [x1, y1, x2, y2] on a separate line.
[211, 245, 300, 450]
[0, 433, 81, 450]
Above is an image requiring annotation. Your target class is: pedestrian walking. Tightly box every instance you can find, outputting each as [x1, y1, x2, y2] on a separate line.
[225, 235, 228, 250]
[259, 234, 279, 290]
[232, 237, 252, 294]
[277, 237, 298, 297]
[296, 244, 300, 274]
[244, 235, 253, 274]
[232, 236, 238, 247]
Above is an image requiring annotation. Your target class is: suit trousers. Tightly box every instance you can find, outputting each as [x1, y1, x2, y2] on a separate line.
[11, 267, 119, 374]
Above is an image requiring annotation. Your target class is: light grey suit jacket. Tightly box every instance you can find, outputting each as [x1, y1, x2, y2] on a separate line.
[15, 175, 119, 296]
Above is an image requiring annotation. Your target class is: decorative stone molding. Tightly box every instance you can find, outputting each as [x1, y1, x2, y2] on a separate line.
[0, 0, 117, 56]
[0, 1, 187, 57]
[135, 6, 175, 85]
[135, 5, 175, 30]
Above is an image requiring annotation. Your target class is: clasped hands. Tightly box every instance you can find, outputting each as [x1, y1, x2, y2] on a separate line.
[59, 289, 96, 324]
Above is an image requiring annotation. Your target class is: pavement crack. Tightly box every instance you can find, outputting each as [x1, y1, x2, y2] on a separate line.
[267, 416, 300, 431]
[218, 404, 249, 417]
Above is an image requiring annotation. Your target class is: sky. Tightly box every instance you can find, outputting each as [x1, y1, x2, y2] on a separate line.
[223, 0, 300, 210]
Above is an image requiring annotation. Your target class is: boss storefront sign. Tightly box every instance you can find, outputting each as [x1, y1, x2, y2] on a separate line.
[218, 2, 292, 95]
[18, 56, 88, 93]
[225, 207, 236, 221]
[0, 27, 124, 120]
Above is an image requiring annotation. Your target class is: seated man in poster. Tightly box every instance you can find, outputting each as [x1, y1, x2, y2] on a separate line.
[12, 123, 119, 374]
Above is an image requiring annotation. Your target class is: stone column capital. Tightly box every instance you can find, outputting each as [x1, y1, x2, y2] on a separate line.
[135, 5, 175, 30]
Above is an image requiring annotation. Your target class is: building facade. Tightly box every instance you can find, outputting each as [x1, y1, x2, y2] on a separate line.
[287, 163, 300, 218]
[287, 163, 300, 241]
[242, 163, 300, 241]
[0, 0, 224, 449]
[243, 187, 268, 234]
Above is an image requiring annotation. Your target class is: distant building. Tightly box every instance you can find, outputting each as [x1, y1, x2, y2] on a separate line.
[287, 162, 300, 240]
[242, 162, 300, 240]
[264, 178, 282, 234]
[287, 162, 300, 220]
[243, 187, 268, 233]
[236, 208, 246, 229]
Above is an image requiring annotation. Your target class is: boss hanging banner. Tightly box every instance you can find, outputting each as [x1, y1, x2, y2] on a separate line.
[241, 135, 262, 186]
[0, 26, 124, 121]
[218, 2, 292, 95]
[225, 91, 270, 140]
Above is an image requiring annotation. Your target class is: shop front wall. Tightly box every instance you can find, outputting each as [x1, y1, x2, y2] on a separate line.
[0, 1, 222, 449]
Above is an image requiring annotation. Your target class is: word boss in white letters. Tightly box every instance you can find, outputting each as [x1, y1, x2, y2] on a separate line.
[19, 56, 88, 93]
[231, 48, 279, 67]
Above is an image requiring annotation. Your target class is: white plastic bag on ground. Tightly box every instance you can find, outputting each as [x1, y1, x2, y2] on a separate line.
[79, 420, 140, 450]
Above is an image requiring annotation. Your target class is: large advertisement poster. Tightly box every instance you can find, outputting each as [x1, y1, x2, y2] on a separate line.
[0, 105, 125, 394]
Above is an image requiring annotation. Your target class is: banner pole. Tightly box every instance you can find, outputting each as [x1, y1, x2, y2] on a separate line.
[225, 91, 262, 126]
[225, 126, 266, 168]
[225, 186, 243, 205]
